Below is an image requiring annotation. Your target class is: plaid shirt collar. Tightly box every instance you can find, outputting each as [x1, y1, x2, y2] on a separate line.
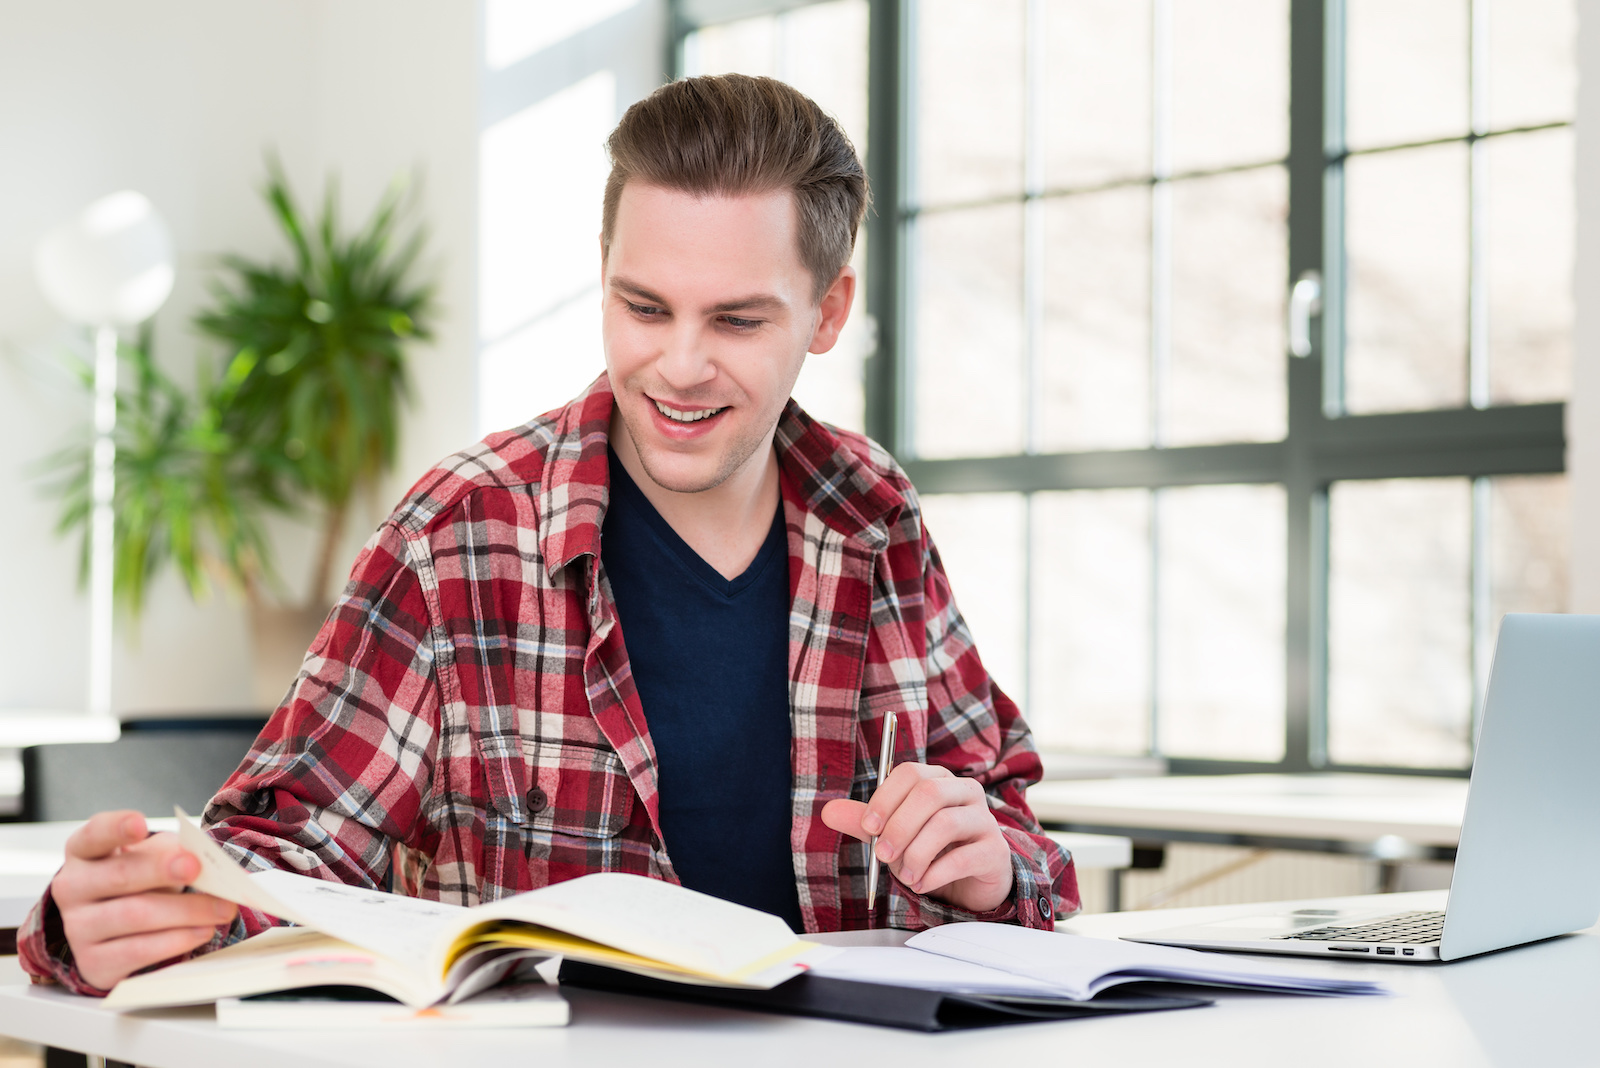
[536, 374, 907, 582]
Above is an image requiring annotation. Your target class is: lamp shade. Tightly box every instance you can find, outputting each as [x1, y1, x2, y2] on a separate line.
[35, 191, 175, 326]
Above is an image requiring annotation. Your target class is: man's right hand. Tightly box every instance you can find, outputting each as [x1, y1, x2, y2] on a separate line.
[51, 810, 238, 992]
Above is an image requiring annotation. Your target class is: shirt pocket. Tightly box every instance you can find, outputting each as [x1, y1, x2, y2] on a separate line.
[522, 739, 632, 840]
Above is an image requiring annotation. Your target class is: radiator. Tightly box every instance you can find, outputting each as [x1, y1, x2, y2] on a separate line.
[1072, 843, 1453, 915]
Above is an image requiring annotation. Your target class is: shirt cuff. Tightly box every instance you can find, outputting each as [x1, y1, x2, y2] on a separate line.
[17, 883, 112, 998]
[889, 848, 1066, 931]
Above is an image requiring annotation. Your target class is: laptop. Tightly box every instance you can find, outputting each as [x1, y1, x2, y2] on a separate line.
[1126, 613, 1600, 963]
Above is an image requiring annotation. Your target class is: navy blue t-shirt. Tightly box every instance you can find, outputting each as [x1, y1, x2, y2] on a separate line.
[601, 449, 803, 932]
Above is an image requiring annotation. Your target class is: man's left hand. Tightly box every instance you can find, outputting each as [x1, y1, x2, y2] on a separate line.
[820, 763, 1014, 914]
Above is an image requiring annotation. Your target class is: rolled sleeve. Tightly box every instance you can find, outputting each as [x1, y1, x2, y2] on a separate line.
[909, 526, 1081, 930]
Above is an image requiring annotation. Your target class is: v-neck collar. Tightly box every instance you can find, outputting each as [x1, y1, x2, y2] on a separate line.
[605, 447, 786, 599]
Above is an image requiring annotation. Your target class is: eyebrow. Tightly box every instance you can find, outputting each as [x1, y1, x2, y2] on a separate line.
[609, 277, 788, 317]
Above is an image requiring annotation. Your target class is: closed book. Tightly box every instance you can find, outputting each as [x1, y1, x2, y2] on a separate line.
[216, 982, 569, 1029]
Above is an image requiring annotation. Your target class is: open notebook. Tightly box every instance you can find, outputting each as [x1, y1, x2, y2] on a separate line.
[818, 922, 1390, 999]
[559, 919, 1388, 1031]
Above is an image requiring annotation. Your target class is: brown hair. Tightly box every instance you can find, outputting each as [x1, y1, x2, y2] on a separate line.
[602, 74, 870, 304]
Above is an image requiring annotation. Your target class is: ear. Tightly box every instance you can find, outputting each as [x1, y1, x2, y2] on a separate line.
[806, 265, 857, 355]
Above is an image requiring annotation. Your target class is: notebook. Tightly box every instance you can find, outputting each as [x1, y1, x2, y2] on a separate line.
[561, 920, 1387, 1031]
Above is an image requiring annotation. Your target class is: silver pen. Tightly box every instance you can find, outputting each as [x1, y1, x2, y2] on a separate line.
[865, 711, 898, 923]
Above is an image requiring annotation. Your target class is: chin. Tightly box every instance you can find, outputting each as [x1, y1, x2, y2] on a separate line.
[633, 450, 732, 494]
[615, 394, 767, 494]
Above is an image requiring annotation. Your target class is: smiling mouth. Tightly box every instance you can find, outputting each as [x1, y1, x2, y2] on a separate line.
[652, 398, 728, 423]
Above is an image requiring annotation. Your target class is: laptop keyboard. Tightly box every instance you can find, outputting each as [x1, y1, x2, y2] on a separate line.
[1274, 910, 1445, 944]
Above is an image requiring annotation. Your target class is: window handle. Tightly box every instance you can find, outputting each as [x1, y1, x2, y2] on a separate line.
[1288, 270, 1323, 358]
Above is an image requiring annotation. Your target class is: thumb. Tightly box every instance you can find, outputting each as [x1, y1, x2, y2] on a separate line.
[821, 798, 870, 842]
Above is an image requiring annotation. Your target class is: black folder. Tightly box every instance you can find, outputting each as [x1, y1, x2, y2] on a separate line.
[558, 960, 1212, 1032]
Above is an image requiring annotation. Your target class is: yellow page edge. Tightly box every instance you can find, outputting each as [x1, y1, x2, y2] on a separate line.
[447, 923, 818, 988]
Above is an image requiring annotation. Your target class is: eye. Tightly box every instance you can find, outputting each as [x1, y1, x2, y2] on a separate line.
[626, 300, 664, 319]
[721, 315, 761, 331]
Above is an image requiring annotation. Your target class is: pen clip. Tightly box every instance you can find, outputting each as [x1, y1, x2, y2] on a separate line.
[875, 712, 898, 785]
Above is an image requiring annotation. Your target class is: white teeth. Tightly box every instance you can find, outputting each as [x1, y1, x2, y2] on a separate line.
[653, 400, 725, 423]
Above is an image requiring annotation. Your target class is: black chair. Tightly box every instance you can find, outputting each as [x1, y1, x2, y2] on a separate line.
[21, 717, 268, 823]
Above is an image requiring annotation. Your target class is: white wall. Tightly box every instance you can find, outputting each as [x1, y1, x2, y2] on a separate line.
[476, 1, 669, 435]
[312, 2, 480, 512]
[1574, 0, 1600, 613]
[0, 1, 478, 716]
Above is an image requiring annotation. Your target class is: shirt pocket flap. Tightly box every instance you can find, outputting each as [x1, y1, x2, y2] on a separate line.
[521, 740, 632, 840]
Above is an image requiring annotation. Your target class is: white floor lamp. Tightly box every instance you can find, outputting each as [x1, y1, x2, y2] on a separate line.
[34, 191, 175, 720]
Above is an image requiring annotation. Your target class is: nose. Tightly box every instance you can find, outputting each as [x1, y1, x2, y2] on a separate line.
[656, 320, 716, 392]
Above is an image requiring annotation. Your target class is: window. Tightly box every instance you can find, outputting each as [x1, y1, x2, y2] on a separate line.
[477, 1, 668, 436]
[679, 0, 874, 434]
[673, 0, 1571, 774]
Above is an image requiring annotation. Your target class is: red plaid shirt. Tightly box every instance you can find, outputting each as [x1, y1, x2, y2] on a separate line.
[21, 375, 1077, 994]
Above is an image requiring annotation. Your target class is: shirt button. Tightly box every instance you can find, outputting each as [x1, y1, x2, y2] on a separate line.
[526, 787, 549, 813]
[1038, 896, 1052, 917]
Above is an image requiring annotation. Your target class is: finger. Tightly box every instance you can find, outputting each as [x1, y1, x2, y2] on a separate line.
[876, 774, 985, 864]
[820, 799, 870, 842]
[913, 840, 1014, 900]
[64, 811, 149, 862]
[861, 763, 953, 837]
[890, 805, 994, 888]
[65, 890, 237, 947]
[75, 925, 222, 993]
[56, 835, 199, 906]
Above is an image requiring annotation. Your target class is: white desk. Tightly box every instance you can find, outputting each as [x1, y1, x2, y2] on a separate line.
[0, 712, 119, 749]
[1041, 830, 1131, 870]
[0, 890, 1590, 1067]
[1029, 773, 1468, 853]
[0, 822, 80, 934]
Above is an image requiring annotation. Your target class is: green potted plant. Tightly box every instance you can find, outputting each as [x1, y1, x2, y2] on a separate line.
[43, 160, 435, 707]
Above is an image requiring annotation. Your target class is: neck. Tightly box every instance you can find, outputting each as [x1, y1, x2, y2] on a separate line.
[609, 410, 781, 581]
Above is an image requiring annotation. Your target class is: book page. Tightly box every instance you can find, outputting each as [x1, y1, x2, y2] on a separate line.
[249, 869, 465, 976]
[907, 923, 1389, 998]
[104, 926, 443, 1009]
[176, 809, 309, 923]
[177, 809, 464, 977]
[459, 872, 806, 981]
[177, 811, 818, 989]
[808, 946, 1072, 998]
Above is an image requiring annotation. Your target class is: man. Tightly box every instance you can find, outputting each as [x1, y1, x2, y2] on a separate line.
[23, 74, 1077, 995]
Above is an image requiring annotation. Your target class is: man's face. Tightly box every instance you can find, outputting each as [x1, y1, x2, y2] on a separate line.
[602, 182, 850, 495]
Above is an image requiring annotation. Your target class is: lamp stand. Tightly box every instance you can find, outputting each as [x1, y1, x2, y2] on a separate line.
[89, 324, 117, 719]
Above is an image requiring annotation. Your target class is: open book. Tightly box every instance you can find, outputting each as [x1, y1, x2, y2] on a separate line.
[809, 922, 1391, 999]
[104, 811, 833, 1012]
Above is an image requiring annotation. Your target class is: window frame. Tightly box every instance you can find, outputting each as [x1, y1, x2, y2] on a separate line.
[675, 0, 1569, 777]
